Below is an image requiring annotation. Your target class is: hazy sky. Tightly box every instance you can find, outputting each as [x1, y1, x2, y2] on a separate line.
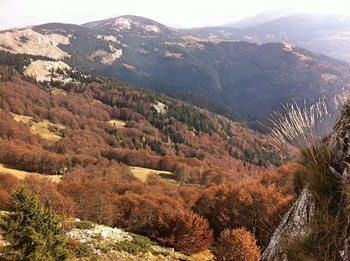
[1, 0, 350, 30]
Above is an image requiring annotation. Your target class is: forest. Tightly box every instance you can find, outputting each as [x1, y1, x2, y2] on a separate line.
[0, 52, 296, 259]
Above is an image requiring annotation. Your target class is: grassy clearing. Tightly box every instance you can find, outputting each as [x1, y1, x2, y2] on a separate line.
[92, 99, 103, 105]
[0, 164, 173, 184]
[50, 88, 67, 96]
[12, 113, 64, 142]
[129, 166, 175, 183]
[0, 163, 61, 182]
[108, 119, 126, 128]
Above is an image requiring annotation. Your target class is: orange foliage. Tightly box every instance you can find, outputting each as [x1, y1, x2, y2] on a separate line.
[215, 228, 261, 261]
[193, 181, 294, 248]
[23, 176, 76, 218]
[150, 207, 213, 254]
[0, 173, 19, 210]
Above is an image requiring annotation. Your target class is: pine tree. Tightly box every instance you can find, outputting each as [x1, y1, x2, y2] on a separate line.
[1, 186, 70, 260]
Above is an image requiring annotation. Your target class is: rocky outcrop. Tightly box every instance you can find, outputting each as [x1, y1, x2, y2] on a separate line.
[259, 187, 314, 261]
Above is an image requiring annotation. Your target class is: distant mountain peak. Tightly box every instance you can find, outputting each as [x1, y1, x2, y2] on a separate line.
[227, 9, 299, 28]
[83, 15, 164, 33]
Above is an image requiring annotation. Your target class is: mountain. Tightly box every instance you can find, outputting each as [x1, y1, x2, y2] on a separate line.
[225, 9, 298, 28]
[189, 13, 350, 63]
[1, 15, 350, 123]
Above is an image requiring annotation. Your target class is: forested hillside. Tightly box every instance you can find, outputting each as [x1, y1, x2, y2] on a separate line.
[2, 16, 350, 123]
[0, 52, 295, 259]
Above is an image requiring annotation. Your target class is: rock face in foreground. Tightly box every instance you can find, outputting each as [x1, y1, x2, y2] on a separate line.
[260, 102, 350, 260]
[259, 188, 314, 261]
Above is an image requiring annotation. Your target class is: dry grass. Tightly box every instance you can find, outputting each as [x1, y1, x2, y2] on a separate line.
[0, 163, 61, 183]
[108, 119, 126, 128]
[51, 88, 67, 96]
[190, 250, 214, 261]
[269, 100, 349, 259]
[91, 99, 103, 105]
[129, 166, 174, 183]
[268, 100, 332, 150]
[12, 113, 64, 141]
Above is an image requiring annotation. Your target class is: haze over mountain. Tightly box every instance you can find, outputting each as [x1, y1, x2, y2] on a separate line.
[224, 9, 299, 28]
[1, 15, 350, 123]
[190, 13, 350, 63]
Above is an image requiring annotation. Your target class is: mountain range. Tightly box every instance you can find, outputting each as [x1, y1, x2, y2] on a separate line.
[1, 13, 350, 123]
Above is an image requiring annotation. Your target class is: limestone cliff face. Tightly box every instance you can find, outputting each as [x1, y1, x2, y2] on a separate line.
[260, 102, 350, 261]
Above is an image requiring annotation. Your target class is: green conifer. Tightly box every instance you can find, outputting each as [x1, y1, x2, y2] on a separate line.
[1, 186, 70, 260]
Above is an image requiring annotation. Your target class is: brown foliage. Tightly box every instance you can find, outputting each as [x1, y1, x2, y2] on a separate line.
[114, 192, 212, 254]
[193, 181, 294, 248]
[23, 176, 76, 218]
[59, 177, 116, 225]
[215, 228, 261, 261]
[0, 173, 19, 210]
[0, 140, 71, 175]
[150, 207, 213, 254]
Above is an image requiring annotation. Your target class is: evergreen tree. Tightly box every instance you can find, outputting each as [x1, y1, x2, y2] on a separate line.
[1, 186, 70, 261]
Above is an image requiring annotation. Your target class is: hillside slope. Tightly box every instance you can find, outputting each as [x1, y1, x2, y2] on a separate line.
[1, 16, 350, 122]
[190, 13, 350, 63]
[0, 52, 295, 258]
[0, 52, 284, 184]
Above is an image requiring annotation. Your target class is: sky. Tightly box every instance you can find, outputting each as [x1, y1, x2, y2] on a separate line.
[1, 0, 350, 30]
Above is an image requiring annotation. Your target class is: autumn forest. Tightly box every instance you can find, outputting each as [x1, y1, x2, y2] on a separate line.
[0, 52, 297, 259]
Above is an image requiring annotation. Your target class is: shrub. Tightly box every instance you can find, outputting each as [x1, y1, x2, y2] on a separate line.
[114, 193, 212, 254]
[113, 235, 152, 255]
[150, 207, 213, 254]
[0, 186, 70, 260]
[72, 242, 94, 258]
[215, 228, 261, 261]
[75, 220, 95, 230]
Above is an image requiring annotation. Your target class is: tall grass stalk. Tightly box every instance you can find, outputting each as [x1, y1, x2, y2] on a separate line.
[268, 99, 332, 149]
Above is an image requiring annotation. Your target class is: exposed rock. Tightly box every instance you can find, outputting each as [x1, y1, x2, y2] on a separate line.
[67, 222, 212, 260]
[67, 224, 131, 243]
[259, 187, 314, 261]
[24, 60, 72, 82]
[0, 28, 70, 59]
[164, 50, 183, 59]
[152, 101, 167, 114]
[88, 45, 122, 65]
